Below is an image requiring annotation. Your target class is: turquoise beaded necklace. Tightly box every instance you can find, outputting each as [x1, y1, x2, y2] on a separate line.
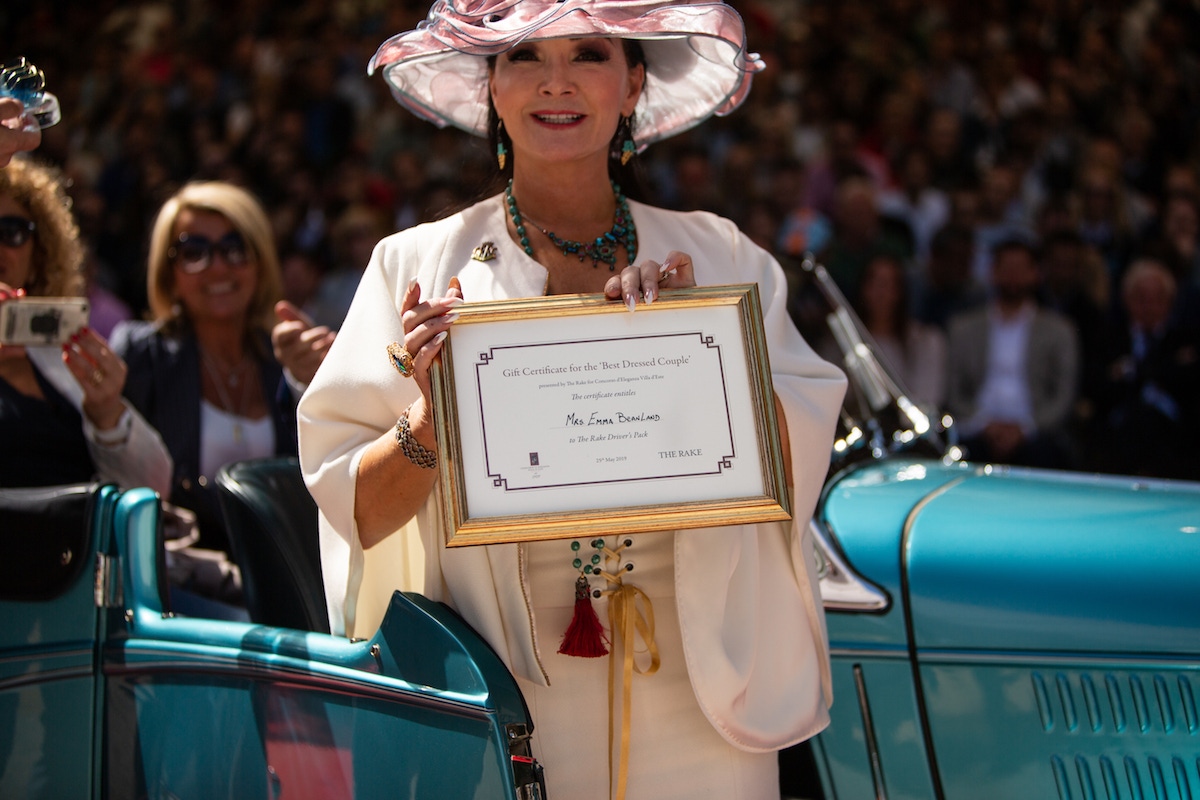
[505, 179, 638, 271]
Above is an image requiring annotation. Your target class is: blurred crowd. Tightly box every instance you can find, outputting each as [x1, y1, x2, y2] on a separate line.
[9, 0, 1200, 480]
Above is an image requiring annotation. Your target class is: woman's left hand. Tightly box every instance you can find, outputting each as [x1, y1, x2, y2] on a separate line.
[62, 327, 128, 431]
[604, 250, 696, 311]
[272, 300, 336, 385]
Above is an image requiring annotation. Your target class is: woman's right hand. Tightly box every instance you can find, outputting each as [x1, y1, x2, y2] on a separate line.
[354, 275, 464, 548]
[400, 275, 463, 403]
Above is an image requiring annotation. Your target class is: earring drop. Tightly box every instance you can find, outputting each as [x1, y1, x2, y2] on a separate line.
[496, 120, 508, 170]
[615, 115, 636, 165]
[621, 138, 635, 165]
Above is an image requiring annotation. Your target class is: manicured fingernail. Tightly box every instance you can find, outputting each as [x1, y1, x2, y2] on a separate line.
[432, 331, 448, 345]
[444, 297, 463, 307]
[646, 286, 657, 304]
[449, 276, 462, 291]
[625, 292, 636, 313]
[441, 312, 459, 325]
[14, 288, 25, 297]
[407, 277, 420, 293]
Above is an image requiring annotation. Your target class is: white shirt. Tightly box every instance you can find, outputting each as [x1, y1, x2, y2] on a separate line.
[199, 400, 275, 480]
[966, 303, 1037, 434]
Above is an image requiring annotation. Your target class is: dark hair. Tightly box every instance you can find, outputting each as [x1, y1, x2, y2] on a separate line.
[930, 223, 974, 259]
[1040, 228, 1083, 252]
[857, 252, 911, 343]
[990, 235, 1039, 263]
[483, 39, 649, 200]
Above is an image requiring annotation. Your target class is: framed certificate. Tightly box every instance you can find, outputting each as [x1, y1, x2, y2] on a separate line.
[431, 284, 790, 546]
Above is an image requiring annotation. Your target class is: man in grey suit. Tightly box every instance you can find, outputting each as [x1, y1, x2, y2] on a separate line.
[946, 237, 1080, 467]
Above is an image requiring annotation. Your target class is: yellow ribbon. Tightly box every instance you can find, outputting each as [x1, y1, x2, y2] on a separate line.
[603, 578, 659, 800]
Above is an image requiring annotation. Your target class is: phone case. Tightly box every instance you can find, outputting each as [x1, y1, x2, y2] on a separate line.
[0, 298, 91, 346]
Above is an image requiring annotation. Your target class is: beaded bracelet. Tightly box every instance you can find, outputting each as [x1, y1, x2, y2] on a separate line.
[395, 408, 437, 469]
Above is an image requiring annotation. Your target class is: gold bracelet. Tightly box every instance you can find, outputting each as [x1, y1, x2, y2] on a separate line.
[395, 408, 437, 469]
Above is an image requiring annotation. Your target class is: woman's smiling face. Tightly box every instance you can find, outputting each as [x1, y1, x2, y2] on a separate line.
[169, 208, 258, 327]
[489, 37, 644, 170]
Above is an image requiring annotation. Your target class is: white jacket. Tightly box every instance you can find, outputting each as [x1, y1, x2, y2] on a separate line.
[298, 195, 847, 751]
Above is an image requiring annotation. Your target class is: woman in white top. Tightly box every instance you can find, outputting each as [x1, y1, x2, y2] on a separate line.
[111, 182, 335, 561]
[299, 2, 846, 798]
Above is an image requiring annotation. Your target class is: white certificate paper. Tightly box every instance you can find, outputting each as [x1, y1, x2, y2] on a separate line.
[432, 285, 790, 545]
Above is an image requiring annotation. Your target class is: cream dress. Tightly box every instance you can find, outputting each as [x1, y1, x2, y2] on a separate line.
[519, 530, 779, 799]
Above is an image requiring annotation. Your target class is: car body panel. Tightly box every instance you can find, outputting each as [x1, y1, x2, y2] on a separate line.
[812, 657, 937, 800]
[813, 459, 1200, 800]
[906, 468, 1200, 655]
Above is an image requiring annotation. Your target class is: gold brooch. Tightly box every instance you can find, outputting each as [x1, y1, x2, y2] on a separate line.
[471, 241, 498, 262]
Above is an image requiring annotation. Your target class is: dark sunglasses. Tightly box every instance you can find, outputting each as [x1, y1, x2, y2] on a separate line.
[0, 216, 36, 249]
[168, 231, 251, 274]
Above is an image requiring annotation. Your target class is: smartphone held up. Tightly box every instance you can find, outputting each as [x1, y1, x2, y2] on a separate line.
[0, 297, 89, 346]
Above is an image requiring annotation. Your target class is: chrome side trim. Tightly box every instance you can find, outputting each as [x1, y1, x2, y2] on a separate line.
[103, 656, 495, 720]
[94, 552, 122, 609]
[829, 646, 909, 660]
[912, 649, 1200, 668]
[811, 518, 890, 612]
[854, 664, 889, 800]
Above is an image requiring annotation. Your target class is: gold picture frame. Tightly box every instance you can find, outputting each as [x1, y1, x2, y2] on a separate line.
[431, 284, 790, 546]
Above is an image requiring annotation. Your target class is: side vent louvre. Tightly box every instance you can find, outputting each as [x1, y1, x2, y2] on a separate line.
[1031, 671, 1198, 737]
[1032, 671, 1200, 799]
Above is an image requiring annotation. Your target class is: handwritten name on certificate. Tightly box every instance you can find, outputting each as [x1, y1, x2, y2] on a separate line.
[448, 303, 767, 519]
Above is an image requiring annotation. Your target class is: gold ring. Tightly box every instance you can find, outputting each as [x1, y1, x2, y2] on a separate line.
[91, 368, 105, 385]
[387, 341, 415, 378]
[657, 268, 673, 285]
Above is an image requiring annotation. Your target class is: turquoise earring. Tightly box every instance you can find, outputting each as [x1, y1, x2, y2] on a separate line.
[615, 115, 636, 165]
[496, 120, 508, 170]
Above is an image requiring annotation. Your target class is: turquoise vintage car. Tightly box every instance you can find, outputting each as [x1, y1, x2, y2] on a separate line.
[805, 461, 1200, 800]
[2, 260, 1197, 799]
[0, 479, 544, 798]
[796, 257, 1200, 800]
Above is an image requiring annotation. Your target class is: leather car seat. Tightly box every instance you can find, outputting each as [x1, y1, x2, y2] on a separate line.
[214, 457, 330, 633]
[0, 483, 97, 602]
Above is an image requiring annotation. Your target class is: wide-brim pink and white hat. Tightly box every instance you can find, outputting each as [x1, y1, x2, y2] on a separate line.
[368, 0, 765, 149]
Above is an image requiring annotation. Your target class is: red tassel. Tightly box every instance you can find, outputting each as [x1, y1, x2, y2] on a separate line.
[559, 576, 609, 657]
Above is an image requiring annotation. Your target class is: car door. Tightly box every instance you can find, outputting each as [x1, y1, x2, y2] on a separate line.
[99, 486, 542, 799]
[0, 483, 118, 800]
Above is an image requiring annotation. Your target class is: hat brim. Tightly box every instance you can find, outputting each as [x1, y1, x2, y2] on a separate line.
[369, 1, 764, 148]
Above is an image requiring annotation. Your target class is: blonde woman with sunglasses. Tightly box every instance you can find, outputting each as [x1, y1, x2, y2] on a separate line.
[111, 182, 334, 592]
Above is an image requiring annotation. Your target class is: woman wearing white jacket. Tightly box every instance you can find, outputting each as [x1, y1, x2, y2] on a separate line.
[299, 2, 846, 798]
